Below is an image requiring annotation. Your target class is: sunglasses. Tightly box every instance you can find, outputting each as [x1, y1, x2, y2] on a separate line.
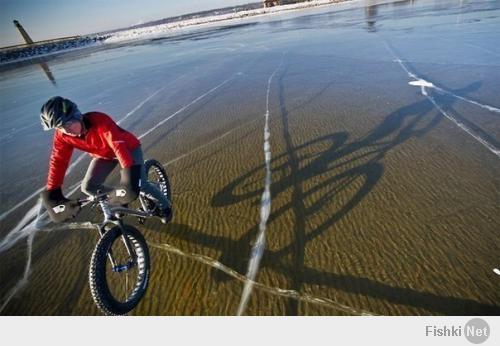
[58, 119, 81, 133]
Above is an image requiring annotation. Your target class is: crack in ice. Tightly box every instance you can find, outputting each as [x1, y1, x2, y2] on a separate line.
[138, 75, 237, 140]
[384, 41, 500, 158]
[149, 242, 374, 316]
[236, 53, 285, 316]
[162, 117, 261, 167]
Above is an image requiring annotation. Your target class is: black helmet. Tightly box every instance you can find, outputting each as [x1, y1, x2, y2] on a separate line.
[40, 96, 82, 131]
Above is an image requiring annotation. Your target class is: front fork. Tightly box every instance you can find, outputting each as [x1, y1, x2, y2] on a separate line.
[97, 219, 136, 272]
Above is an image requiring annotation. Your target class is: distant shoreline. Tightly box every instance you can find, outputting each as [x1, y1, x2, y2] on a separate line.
[0, 0, 351, 66]
[104, 0, 352, 43]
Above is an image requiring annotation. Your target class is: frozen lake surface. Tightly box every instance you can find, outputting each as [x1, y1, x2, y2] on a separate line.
[1, 0, 499, 315]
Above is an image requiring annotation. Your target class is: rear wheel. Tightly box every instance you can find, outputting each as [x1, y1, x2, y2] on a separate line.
[140, 159, 172, 214]
[89, 224, 150, 315]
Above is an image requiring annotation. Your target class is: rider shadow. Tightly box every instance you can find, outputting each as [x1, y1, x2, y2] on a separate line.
[393, 52, 497, 138]
[269, 63, 493, 315]
[160, 67, 495, 314]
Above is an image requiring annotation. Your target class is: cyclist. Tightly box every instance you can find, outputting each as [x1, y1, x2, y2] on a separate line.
[37, 96, 172, 226]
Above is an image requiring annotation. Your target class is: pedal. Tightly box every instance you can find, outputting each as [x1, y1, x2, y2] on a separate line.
[137, 216, 145, 225]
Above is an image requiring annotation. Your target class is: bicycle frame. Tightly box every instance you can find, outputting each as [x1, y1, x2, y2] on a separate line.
[78, 192, 153, 272]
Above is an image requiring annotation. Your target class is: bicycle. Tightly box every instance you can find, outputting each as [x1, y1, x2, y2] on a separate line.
[77, 159, 171, 315]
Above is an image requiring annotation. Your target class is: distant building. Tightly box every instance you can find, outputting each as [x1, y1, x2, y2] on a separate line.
[263, 0, 313, 8]
[264, 0, 281, 7]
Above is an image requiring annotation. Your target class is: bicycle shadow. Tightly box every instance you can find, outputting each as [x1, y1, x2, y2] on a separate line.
[156, 64, 498, 314]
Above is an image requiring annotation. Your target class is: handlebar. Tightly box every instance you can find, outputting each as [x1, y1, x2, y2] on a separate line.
[76, 191, 153, 220]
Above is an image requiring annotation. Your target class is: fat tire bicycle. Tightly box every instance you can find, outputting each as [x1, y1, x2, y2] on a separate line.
[77, 159, 171, 315]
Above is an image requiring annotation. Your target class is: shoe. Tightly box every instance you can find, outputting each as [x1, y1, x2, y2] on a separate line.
[159, 206, 173, 224]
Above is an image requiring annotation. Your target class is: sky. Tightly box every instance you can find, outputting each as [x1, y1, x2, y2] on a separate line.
[0, 0, 253, 47]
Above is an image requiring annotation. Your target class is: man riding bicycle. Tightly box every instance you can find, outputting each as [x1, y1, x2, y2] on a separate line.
[37, 96, 172, 226]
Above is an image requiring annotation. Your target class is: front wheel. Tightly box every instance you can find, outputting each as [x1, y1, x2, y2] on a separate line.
[89, 224, 150, 315]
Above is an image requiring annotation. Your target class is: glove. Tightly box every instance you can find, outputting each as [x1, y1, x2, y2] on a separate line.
[41, 188, 81, 223]
[108, 164, 141, 205]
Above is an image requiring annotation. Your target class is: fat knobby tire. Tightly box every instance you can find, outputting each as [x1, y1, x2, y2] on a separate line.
[88, 225, 150, 315]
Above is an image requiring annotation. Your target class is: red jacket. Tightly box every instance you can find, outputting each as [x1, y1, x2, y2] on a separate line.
[47, 112, 141, 190]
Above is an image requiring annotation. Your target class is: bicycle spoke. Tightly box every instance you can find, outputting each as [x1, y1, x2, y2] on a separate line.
[125, 272, 129, 301]
[106, 234, 139, 304]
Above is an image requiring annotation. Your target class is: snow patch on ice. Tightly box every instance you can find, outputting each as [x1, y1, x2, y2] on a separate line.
[409, 79, 435, 88]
